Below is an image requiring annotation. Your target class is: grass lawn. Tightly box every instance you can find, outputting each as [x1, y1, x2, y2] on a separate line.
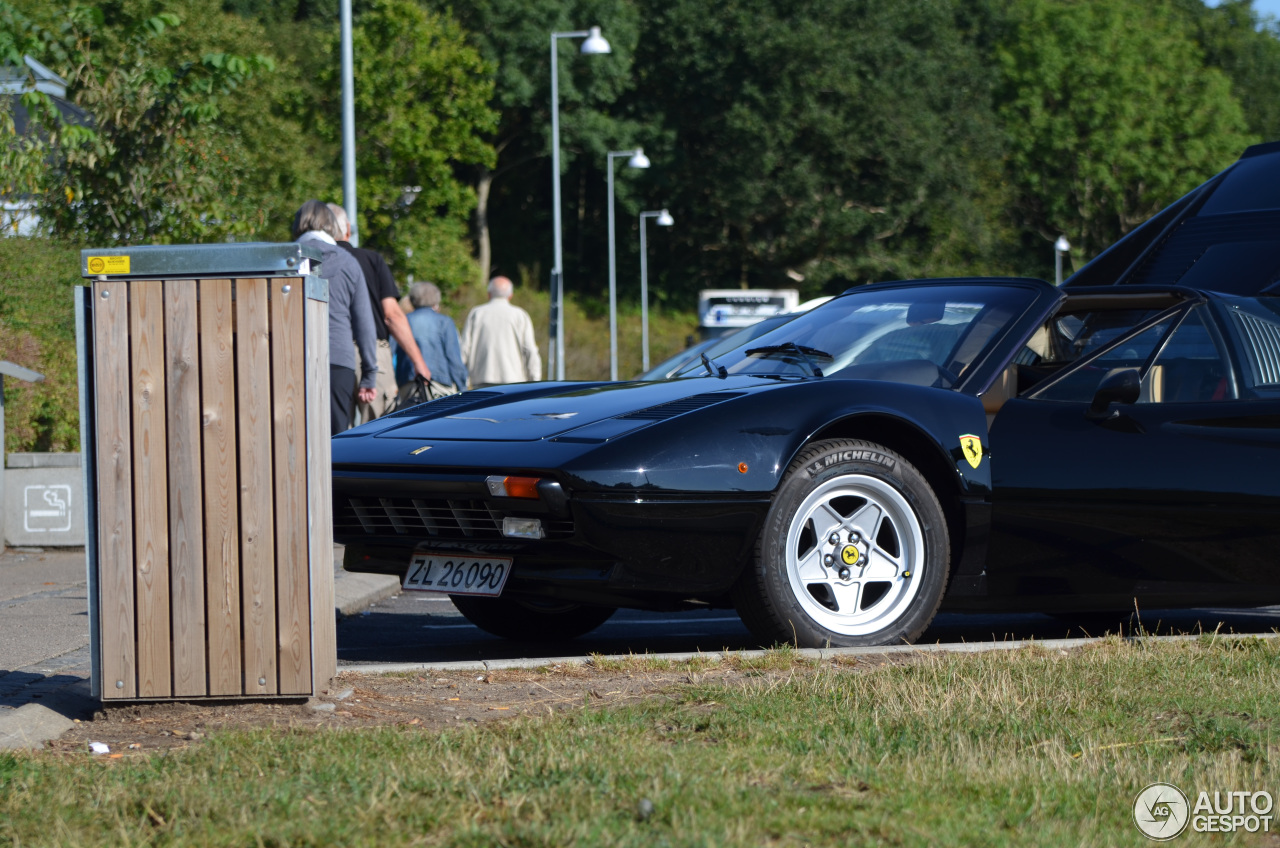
[3, 638, 1277, 846]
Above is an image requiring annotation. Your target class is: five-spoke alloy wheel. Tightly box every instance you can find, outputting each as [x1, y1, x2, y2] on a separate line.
[734, 439, 950, 648]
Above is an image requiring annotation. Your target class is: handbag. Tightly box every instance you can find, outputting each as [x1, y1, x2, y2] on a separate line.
[389, 376, 436, 414]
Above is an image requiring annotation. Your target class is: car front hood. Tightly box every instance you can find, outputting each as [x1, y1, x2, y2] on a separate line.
[372, 378, 761, 441]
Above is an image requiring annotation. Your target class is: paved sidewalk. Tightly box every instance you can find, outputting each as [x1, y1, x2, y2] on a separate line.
[0, 545, 398, 748]
[0, 549, 90, 707]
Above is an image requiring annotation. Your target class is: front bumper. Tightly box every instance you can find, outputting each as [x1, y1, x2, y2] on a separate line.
[333, 471, 771, 609]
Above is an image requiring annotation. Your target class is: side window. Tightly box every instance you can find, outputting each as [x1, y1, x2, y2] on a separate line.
[1015, 308, 1162, 367]
[1029, 305, 1235, 405]
[1220, 297, 1280, 392]
[1143, 308, 1236, 403]
[1012, 307, 1161, 393]
[1030, 317, 1175, 403]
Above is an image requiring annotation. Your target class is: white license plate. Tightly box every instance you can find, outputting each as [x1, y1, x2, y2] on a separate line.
[402, 553, 512, 596]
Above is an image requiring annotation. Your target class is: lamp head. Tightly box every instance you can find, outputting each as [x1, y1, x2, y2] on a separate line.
[627, 148, 650, 169]
[580, 26, 611, 54]
[1055, 235, 1070, 252]
[657, 209, 674, 226]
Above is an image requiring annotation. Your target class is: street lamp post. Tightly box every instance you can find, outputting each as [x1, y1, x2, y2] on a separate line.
[606, 148, 650, 380]
[340, 0, 357, 245]
[639, 208, 674, 372]
[1054, 235, 1071, 286]
[549, 26, 610, 381]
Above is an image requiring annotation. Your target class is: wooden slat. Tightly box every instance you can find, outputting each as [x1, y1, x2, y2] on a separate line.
[236, 278, 277, 695]
[306, 292, 337, 690]
[130, 279, 171, 698]
[93, 281, 135, 700]
[165, 280, 206, 697]
[271, 278, 312, 693]
[200, 279, 242, 696]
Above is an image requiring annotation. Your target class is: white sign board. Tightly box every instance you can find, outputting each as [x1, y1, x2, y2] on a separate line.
[3, 456, 84, 547]
[697, 289, 799, 330]
[24, 484, 72, 533]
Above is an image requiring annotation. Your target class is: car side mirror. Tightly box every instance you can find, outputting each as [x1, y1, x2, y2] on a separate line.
[1086, 368, 1141, 420]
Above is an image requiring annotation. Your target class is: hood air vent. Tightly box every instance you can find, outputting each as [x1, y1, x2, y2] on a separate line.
[388, 391, 502, 419]
[617, 392, 745, 421]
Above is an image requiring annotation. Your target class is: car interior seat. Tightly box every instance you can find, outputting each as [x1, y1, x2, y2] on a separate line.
[1159, 358, 1229, 402]
[981, 364, 1017, 427]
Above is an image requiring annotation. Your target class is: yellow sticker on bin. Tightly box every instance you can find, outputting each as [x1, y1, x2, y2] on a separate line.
[86, 255, 130, 275]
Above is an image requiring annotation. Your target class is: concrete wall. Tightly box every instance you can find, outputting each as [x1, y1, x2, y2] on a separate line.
[3, 453, 84, 547]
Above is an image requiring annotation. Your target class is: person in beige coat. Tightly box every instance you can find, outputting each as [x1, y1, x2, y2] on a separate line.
[460, 276, 542, 387]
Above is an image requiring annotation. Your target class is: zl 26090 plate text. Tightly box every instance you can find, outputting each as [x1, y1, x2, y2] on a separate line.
[402, 554, 512, 596]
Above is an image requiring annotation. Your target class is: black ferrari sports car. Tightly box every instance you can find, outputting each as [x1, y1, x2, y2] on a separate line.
[333, 142, 1280, 648]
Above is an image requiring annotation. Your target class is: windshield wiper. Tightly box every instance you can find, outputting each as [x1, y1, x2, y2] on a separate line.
[701, 352, 727, 379]
[744, 343, 832, 378]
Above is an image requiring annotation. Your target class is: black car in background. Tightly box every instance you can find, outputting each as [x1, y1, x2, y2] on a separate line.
[332, 142, 1280, 648]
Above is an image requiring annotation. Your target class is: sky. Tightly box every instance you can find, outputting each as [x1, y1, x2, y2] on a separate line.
[1207, 0, 1280, 22]
[1248, 0, 1280, 18]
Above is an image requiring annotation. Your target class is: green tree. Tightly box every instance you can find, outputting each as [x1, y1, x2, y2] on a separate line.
[428, 0, 642, 289]
[1171, 0, 1280, 144]
[622, 0, 1008, 300]
[159, 0, 333, 239]
[995, 0, 1253, 261]
[2, 0, 327, 244]
[0, 2, 92, 228]
[219, 0, 336, 25]
[24, 3, 277, 243]
[314, 0, 497, 293]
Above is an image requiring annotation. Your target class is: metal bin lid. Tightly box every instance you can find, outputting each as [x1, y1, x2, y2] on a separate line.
[80, 242, 323, 279]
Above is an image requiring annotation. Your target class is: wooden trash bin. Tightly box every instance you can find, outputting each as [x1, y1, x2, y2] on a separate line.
[76, 244, 336, 701]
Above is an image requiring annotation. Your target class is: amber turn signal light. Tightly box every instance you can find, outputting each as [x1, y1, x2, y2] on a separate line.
[503, 476, 541, 499]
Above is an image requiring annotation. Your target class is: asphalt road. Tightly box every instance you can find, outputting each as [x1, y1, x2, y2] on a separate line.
[336, 586, 1280, 667]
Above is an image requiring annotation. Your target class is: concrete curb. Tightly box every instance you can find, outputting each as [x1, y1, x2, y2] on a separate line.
[334, 571, 400, 618]
[0, 680, 93, 750]
[0, 704, 75, 750]
[337, 629, 1280, 676]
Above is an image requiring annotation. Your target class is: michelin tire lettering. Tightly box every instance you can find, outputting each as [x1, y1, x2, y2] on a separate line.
[808, 450, 895, 477]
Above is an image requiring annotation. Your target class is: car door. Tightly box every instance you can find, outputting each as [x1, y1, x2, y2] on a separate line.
[986, 297, 1280, 610]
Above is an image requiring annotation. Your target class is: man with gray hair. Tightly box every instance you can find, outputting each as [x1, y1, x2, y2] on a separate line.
[460, 276, 542, 387]
[326, 203, 430, 420]
[291, 200, 378, 433]
[393, 281, 467, 398]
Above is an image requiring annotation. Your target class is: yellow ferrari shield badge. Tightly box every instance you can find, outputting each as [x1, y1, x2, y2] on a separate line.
[959, 434, 983, 469]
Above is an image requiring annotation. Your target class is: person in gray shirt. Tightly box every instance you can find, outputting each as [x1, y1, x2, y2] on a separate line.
[292, 200, 378, 433]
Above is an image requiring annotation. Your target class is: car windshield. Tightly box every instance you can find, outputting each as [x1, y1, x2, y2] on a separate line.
[668, 312, 807, 378]
[691, 283, 1040, 388]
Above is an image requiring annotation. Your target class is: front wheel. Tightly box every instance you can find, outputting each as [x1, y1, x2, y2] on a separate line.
[450, 595, 616, 641]
[733, 439, 950, 648]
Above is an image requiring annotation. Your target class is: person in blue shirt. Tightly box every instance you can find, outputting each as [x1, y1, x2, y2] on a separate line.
[393, 281, 468, 399]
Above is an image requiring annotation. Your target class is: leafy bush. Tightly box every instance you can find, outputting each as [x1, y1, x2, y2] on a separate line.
[0, 237, 81, 453]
